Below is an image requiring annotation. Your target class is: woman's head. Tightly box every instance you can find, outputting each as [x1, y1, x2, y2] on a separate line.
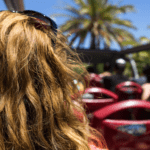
[0, 10, 91, 150]
[114, 58, 126, 74]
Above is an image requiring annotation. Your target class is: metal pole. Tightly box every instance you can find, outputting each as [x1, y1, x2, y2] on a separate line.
[128, 54, 139, 79]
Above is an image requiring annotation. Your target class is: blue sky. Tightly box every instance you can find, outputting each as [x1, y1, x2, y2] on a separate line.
[1, 0, 150, 51]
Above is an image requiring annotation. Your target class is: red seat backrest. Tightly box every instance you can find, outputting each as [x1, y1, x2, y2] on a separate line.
[84, 87, 118, 100]
[92, 100, 150, 150]
[82, 87, 118, 114]
[115, 81, 143, 100]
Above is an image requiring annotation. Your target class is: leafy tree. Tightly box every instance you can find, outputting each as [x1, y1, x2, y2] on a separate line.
[123, 37, 150, 77]
[53, 0, 136, 50]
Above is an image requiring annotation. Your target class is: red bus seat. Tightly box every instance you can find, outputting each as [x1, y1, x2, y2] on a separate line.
[92, 100, 150, 150]
[82, 87, 118, 114]
[115, 81, 143, 100]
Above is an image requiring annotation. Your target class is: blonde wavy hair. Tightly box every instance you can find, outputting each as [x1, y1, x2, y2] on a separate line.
[0, 11, 107, 150]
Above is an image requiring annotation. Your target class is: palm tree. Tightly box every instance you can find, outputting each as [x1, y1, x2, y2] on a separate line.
[53, 0, 136, 50]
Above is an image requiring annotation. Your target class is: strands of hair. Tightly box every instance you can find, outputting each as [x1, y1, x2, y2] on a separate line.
[0, 11, 107, 150]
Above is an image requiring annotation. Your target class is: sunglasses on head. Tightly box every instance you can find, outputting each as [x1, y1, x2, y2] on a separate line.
[15, 10, 57, 34]
[11, 10, 58, 46]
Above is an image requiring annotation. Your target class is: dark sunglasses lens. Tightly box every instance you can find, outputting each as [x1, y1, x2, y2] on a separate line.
[22, 11, 49, 24]
[22, 10, 57, 29]
[50, 19, 57, 29]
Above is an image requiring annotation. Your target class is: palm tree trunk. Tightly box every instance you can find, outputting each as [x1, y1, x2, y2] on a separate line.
[96, 36, 100, 49]
[90, 32, 96, 49]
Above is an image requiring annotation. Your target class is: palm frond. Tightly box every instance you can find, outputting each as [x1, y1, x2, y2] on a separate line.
[117, 5, 135, 13]
[50, 14, 75, 18]
[65, 5, 82, 17]
[69, 33, 80, 46]
[77, 30, 88, 47]
[112, 18, 136, 29]
[60, 20, 81, 32]
[73, 0, 87, 7]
